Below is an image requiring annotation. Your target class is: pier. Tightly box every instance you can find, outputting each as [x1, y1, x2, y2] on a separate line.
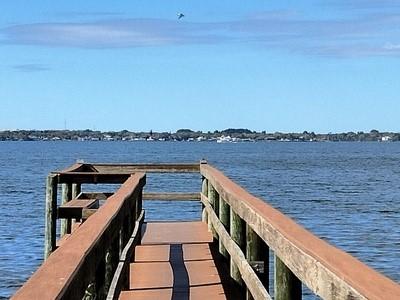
[12, 161, 400, 299]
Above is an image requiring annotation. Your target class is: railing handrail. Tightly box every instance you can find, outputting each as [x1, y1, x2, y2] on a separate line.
[12, 173, 146, 300]
[200, 163, 400, 300]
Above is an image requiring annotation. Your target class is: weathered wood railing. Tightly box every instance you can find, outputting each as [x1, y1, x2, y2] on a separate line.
[13, 172, 146, 300]
[200, 162, 400, 300]
[12, 161, 400, 300]
[13, 162, 200, 300]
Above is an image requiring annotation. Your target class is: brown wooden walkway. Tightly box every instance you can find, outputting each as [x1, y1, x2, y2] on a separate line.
[120, 221, 233, 300]
[13, 162, 400, 300]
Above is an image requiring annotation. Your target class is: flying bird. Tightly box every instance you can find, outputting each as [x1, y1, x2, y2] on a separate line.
[177, 13, 185, 19]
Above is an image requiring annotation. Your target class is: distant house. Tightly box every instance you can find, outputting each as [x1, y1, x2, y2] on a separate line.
[381, 136, 392, 142]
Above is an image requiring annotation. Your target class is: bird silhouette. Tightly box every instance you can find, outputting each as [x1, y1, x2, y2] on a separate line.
[177, 13, 185, 19]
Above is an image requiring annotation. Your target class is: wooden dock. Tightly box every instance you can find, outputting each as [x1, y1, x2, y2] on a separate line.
[12, 161, 400, 300]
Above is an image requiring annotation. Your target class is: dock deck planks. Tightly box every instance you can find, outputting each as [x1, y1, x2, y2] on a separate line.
[119, 221, 233, 300]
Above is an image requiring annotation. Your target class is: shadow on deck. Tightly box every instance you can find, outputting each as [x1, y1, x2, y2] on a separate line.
[120, 221, 242, 300]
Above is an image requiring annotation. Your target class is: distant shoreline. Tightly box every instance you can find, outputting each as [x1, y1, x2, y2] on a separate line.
[0, 129, 398, 142]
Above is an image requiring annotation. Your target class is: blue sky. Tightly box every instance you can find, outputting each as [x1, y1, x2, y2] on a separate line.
[1, 0, 399, 132]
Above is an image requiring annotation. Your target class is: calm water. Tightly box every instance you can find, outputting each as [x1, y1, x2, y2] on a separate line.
[0, 141, 399, 298]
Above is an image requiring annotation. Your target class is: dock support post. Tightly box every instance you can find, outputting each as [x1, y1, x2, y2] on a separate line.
[201, 177, 208, 223]
[208, 182, 218, 240]
[230, 209, 245, 286]
[219, 197, 230, 259]
[44, 174, 58, 259]
[275, 256, 302, 300]
[246, 225, 269, 299]
[72, 183, 81, 198]
[61, 183, 72, 235]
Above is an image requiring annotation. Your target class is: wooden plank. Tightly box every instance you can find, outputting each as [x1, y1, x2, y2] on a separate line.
[57, 172, 131, 184]
[92, 163, 200, 173]
[200, 164, 400, 300]
[58, 199, 99, 219]
[142, 192, 200, 201]
[141, 222, 213, 245]
[44, 174, 58, 259]
[201, 195, 271, 300]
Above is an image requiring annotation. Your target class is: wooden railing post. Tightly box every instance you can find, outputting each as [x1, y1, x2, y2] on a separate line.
[246, 225, 269, 299]
[201, 177, 208, 223]
[44, 174, 58, 259]
[230, 208, 245, 286]
[61, 183, 72, 235]
[207, 182, 218, 240]
[219, 197, 230, 259]
[72, 183, 81, 198]
[275, 256, 302, 300]
[136, 188, 142, 220]
[135, 188, 143, 242]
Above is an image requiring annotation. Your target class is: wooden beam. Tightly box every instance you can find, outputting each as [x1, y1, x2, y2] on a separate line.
[92, 163, 200, 173]
[142, 192, 200, 201]
[57, 172, 131, 184]
[219, 196, 230, 259]
[77, 192, 113, 200]
[201, 194, 271, 300]
[207, 181, 218, 240]
[58, 199, 99, 219]
[201, 177, 208, 223]
[246, 225, 269, 299]
[230, 208, 245, 286]
[61, 183, 72, 236]
[107, 210, 145, 300]
[72, 184, 81, 199]
[275, 256, 302, 300]
[44, 174, 58, 259]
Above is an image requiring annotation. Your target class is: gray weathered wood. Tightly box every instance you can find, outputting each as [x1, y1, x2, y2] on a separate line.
[201, 177, 208, 223]
[142, 192, 200, 201]
[107, 210, 145, 300]
[219, 196, 230, 259]
[58, 199, 99, 219]
[92, 163, 200, 173]
[246, 225, 269, 299]
[61, 183, 72, 236]
[200, 165, 398, 300]
[201, 195, 271, 300]
[275, 255, 302, 300]
[207, 182, 218, 240]
[44, 174, 58, 259]
[72, 183, 81, 199]
[230, 208, 245, 286]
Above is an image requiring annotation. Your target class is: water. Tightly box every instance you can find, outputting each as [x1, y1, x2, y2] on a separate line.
[0, 141, 399, 298]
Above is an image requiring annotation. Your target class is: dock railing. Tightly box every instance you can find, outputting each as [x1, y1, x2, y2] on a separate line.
[12, 161, 400, 300]
[13, 172, 146, 300]
[200, 162, 400, 299]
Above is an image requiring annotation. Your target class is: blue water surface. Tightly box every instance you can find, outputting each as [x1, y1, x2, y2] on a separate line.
[0, 141, 399, 298]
